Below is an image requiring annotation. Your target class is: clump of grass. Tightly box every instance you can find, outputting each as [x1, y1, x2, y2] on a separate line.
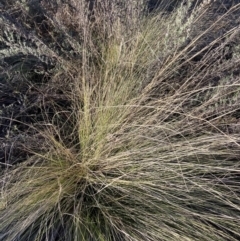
[1, 1, 240, 240]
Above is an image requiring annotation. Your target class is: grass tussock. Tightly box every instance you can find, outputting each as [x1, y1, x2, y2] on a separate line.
[1, 0, 240, 240]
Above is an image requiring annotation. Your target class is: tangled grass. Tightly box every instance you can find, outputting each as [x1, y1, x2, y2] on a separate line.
[1, 0, 240, 240]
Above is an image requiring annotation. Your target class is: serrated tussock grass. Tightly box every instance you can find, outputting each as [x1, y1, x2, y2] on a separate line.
[1, 1, 240, 240]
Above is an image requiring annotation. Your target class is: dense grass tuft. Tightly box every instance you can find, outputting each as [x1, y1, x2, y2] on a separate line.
[1, 1, 240, 240]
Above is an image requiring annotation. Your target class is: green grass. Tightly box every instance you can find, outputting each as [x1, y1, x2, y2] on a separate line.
[0, 1, 240, 240]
